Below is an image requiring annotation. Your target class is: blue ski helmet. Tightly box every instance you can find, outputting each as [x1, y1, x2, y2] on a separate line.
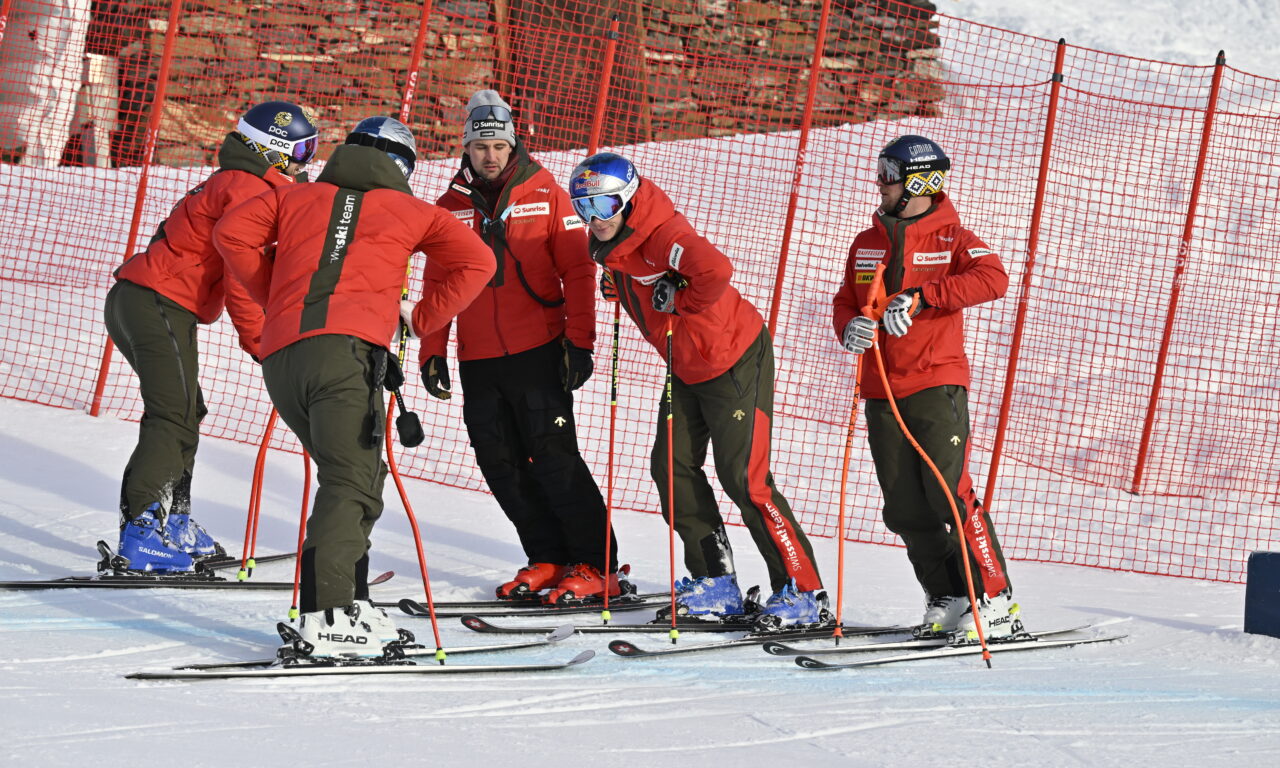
[877, 135, 949, 213]
[568, 152, 640, 222]
[346, 116, 417, 178]
[236, 101, 318, 170]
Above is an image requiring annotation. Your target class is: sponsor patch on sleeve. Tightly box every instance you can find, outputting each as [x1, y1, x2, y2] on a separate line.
[563, 215, 585, 231]
[510, 202, 550, 218]
[967, 247, 995, 259]
[450, 183, 471, 196]
[668, 242, 684, 270]
[913, 250, 952, 265]
[856, 272, 875, 284]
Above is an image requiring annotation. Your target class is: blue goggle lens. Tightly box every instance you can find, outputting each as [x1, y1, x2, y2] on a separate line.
[572, 194, 625, 222]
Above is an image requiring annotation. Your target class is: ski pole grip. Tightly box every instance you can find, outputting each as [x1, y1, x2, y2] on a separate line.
[861, 264, 887, 320]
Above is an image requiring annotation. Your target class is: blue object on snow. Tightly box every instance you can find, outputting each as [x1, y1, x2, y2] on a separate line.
[1245, 551, 1280, 639]
[118, 505, 194, 573]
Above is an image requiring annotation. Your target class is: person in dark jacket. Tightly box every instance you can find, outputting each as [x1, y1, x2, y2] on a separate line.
[421, 90, 620, 605]
[215, 116, 494, 661]
[833, 135, 1017, 644]
[569, 152, 827, 631]
[104, 100, 316, 573]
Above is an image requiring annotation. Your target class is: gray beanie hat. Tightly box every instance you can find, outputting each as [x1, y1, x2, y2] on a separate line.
[463, 89, 517, 146]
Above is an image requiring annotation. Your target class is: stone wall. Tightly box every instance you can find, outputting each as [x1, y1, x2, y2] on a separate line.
[87, 0, 945, 167]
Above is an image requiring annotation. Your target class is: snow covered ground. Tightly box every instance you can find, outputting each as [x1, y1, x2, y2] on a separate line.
[947, 0, 1280, 76]
[1, 398, 1277, 766]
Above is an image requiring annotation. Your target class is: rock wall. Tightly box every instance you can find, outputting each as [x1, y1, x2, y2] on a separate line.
[84, 0, 945, 167]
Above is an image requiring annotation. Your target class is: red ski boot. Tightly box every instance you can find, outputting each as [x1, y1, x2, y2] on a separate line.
[496, 562, 567, 601]
[544, 563, 623, 605]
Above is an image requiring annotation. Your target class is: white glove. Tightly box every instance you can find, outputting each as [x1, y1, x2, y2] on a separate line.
[399, 300, 419, 339]
[842, 316, 877, 354]
[882, 288, 926, 337]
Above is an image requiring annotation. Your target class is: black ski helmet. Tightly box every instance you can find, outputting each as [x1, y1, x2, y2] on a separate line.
[877, 135, 949, 214]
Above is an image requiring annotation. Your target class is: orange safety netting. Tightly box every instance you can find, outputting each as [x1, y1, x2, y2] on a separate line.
[0, 0, 1276, 583]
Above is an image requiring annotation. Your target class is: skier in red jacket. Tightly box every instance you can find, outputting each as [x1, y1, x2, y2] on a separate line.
[833, 135, 1018, 644]
[215, 117, 494, 661]
[420, 91, 619, 605]
[104, 100, 317, 573]
[569, 152, 826, 631]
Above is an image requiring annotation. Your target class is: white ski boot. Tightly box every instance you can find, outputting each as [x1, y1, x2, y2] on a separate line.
[278, 603, 413, 663]
[948, 590, 1023, 645]
[912, 595, 969, 639]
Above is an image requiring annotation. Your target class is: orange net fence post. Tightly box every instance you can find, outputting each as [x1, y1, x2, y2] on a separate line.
[0, 0, 1277, 584]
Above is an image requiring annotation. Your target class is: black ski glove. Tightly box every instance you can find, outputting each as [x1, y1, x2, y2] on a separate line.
[560, 340, 594, 392]
[652, 272, 687, 314]
[421, 355, 452, 400]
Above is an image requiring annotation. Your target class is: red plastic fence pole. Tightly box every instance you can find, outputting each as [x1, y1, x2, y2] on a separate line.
[1131, 51, 1226, 494]
[397, 0, 436, 122]
[586, 14, 621, 152]
[982, 39, 1067, 512]
[766, 0, 835, 336]
[89, 0, 187, 417]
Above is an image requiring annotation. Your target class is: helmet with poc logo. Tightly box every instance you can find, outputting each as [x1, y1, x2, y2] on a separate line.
[877, 135, 949, 214]
[237, 101, 319, 171]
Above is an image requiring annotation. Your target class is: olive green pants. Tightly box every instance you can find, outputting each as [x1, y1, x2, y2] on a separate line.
[865, 384, 1011, 599]
[651, 329, 822, 594]
[262, 335, 388, 612]
[103, 279, 205, 522]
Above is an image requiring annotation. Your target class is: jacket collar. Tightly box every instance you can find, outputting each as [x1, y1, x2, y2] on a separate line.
[315, 145, 413, 193]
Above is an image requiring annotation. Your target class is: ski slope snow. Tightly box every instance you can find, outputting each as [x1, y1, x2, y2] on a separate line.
[1, 398, 1277, 766]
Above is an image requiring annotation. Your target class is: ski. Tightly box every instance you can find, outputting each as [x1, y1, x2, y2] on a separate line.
[462, 613, 911, 637]
[172, 624, 578, 671]
[762, 623, 1096, 656]
[372, 583, 670, 613]
[0, 569, 394, 592]
[128, 649, 594, 680]
[392, 594, 669, 618]
[794, 632, 1128, 669]
[201, 551, 297, 572]
[607, 623, 911, 658]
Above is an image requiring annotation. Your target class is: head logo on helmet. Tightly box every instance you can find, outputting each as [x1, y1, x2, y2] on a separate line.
[237, 101, 319, 171]
[877, 134, 950, 214]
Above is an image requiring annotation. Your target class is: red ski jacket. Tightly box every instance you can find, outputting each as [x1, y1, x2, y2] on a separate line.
[422, 148, 594, 365]
[213, 145, 494, 360]
[114, 135, 292, 358]
[832, 193, 1008, 399]
[591, 179, 764, 385]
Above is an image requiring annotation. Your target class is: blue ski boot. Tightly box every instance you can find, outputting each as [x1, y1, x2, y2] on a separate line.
[164, 513, 224, 558]
[117, 505, 195, 573]
[754, 578, 829, 632]
[656, 573, 746, 620]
